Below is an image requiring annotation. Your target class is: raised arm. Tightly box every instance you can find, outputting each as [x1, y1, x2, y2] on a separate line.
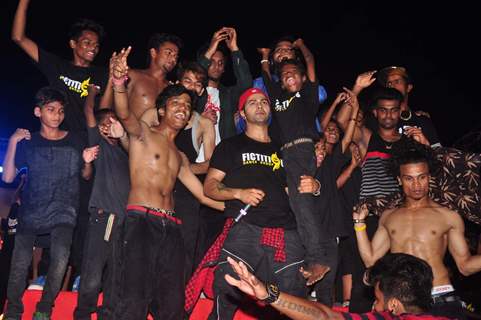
[178, 153, 225, 212]
[84, 84, 100, 128]
[257, 48, 271, 80]
[447, 210, 481, 276]
[353, 205, 391, 267]
[2, 129, 31, 183]
[340, 88, 359, 153]
[320, 92, 347, 132]
[225, 28, 252, 95]
[203, 167, 265, 206]
[12, 0, 39, 62]
[111, 47, 142, 137]
[293, 38, 315, 82]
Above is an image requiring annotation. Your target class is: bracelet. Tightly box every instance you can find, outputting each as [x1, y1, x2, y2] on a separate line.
[261, 283, 280, 304]
[260, 59, 269, 64]
[353, 219, 365, 224]
[112, 86, 127, 93]
[111, 75, 128, 86]
[312, 179, 321, 196]
[354, 224, 367, 232]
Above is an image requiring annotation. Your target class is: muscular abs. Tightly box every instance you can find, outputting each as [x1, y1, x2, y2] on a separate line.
[384, 207, 451, 286]
[128, 128, 181, 210]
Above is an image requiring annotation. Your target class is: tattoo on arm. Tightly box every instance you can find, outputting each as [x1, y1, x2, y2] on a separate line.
[273, 298, 325, 319]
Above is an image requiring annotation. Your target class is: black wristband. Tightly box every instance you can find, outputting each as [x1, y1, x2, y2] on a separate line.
[261, 283, 280, 304]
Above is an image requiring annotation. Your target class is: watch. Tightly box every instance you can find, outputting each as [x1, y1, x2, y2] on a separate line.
[261, 283, 280, 304]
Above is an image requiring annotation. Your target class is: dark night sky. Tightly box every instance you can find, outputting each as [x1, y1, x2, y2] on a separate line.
[1, 0, 480, 146]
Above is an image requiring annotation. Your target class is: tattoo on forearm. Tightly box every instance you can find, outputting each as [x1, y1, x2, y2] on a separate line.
[274, 298, 325, 319]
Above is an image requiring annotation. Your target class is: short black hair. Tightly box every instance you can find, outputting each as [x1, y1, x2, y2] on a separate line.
[366, 253, 433, 311]
[68, 19, 105, 43]
[94, 108, 115, 123]
[390, 138, 439, 178]
[177, 61, 208, 88]
[147, 33, 183, 65]
[277, 58, 306, 78]
[155, 84, 196, 110]
[35, 87, 66, 108]
[370, 87, 404, 109]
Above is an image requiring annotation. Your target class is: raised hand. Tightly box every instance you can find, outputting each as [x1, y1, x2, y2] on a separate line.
[224, 27, 239, 52]
[110, 47, 131, 83]
[353, 203, 369, 220]
[353, 70, 377, 93]
[404, 126, 430, 146]
[87, 84, 101, 97]
[83, 145, 100, 164]
[10, 128, 31, 143]
[205, 28, 230, 59]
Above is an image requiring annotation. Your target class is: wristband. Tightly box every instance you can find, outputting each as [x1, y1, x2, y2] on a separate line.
[353, 219, 365, 224]
[312, 179, 321, 196]
[260, 59, 269, 64]
[261, 283, 280, 304]
[354, 224, 367, 232]
[111, 75, 128, 86]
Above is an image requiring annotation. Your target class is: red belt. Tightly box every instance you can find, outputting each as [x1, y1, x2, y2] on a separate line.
[126, 205, 182, 225]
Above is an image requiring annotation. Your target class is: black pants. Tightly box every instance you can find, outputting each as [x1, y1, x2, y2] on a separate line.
[313, 238, 339, 306]
[208, 222, 306, 320]
[74, 209, 123, 320]
[113, 209, 185, 320]
[174, 185, 201, 284]
[282, 142, 325, 265]
[430, 291, 466, 320]
[5, 226, 73, 319]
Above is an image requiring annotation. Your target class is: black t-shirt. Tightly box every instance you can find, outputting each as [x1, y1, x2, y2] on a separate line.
[15, 131, 85, 234]
[37, 49, 108, 133]
[315, 144, 351, 238]
[262, 71, 320, 144]
[398, 112, 440, 147]
[87, 127, 130, 218]
[210, 134, 296, 229]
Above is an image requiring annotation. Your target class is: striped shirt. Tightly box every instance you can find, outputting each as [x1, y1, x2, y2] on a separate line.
[359, 133, 404, 200]
[341, 311, 450, 319]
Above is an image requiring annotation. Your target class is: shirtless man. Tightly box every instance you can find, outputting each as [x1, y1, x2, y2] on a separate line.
[117, 33, 182, 121]
[353, 141, 481, 318]
[110, 48, 223, 320]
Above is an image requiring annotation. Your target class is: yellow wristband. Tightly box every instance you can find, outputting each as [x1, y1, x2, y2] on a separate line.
[354, 224, 366, 232]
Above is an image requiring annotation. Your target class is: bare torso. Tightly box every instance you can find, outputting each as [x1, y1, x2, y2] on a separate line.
[128, 69, 169, 120]
[127, 121, 181, 210]
[382, 201, 454, 286]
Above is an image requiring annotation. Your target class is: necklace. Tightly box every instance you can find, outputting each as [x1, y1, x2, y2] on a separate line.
[400, 110, 412, 121]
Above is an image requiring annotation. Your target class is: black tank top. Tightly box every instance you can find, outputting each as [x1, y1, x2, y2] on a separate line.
[175, 128, 198, 163]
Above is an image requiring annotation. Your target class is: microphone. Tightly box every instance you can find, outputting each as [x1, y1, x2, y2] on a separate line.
[234, 204, 251, 223]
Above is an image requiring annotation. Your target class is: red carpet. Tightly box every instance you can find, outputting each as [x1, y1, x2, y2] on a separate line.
[5, 290, 346, 319]
[6, 290, 256, 319]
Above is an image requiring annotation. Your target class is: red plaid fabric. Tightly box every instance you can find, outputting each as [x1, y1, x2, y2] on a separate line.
[260, 227, 286, 262]
[184, 218, 234, 312]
